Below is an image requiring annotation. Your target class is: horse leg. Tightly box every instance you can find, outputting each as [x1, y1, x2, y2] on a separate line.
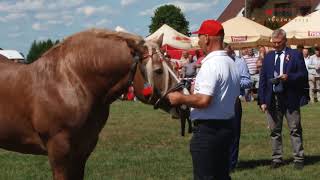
[47, 131, 71, 180]
[67, 137, 99, 180]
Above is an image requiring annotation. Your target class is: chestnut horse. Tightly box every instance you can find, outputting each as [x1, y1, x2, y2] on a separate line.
[0, 29, 179, 180]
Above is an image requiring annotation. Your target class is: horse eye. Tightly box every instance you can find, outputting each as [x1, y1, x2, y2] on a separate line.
[154, 68, 163, 74]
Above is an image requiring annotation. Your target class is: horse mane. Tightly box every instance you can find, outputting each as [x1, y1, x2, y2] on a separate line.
[41, 28, 146, 60]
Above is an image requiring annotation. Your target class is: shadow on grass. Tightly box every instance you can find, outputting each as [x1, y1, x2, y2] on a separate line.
[236, 155, 320, 170]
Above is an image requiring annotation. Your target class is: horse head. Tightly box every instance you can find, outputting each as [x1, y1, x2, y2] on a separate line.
[132, 34, 181, 114]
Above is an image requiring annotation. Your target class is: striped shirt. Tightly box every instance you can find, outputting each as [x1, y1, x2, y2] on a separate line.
[243, 55, 258, 75]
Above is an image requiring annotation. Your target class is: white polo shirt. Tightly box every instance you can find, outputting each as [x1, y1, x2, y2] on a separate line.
[190, 50, 240, 120]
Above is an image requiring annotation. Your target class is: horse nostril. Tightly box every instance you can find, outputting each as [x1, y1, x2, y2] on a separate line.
[154, 68, 163, 74]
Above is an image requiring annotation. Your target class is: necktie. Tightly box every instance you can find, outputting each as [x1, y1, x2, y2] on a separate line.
[275, 51, 282, 76]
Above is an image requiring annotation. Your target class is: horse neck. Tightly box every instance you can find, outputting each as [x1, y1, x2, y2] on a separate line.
[69, 55, 133, 103]
[33, 48, 134, 105]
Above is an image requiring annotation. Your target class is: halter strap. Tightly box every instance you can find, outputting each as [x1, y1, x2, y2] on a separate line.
[127, 54, 140, 87]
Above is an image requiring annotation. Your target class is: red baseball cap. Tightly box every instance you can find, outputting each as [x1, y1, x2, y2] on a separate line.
[192, 19, 224, 36]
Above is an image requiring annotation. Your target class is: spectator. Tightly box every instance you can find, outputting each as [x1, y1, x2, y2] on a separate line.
[167, 19, 240, 180]
[194, 50, 205, 72]
[180, 50, 189, 67]
[193, 49, 201, 62]
[225, 44, 251, 171]
[309, 47, 320, 101]
[243, 48, 259, 101]
[303, 48, 315, 102]
[258, 29, 308, 170]
[182, 54, 197, 78]
[178, 51, 189, 78]
[257, 46, 267, 73]
[240, 48, 248, 57]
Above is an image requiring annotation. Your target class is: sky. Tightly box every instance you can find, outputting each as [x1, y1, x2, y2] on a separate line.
[0, 0, 231, 56]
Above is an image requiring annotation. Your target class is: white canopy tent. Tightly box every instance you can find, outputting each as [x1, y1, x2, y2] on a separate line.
[145, 24, 192, 49]
[190, 16, 273, 49]
[281, 10, 320, 46]
[222, 16, 273, 48]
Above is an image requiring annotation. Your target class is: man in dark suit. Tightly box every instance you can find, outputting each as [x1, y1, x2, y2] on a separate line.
[258, 29, 308, 170]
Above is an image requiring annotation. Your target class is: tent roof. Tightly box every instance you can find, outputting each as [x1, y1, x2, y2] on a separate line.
[223, 16, 273, 37]
[281, 10, 320, 45]
[145, 24, 192, 49]
[222, 16, 273, 48]
[0, 50, 24, 60]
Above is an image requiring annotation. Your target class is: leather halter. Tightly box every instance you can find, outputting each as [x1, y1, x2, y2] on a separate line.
[127, 48, 192, 136]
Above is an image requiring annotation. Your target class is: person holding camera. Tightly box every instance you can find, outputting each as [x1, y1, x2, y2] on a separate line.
[258, 29, 308, 170]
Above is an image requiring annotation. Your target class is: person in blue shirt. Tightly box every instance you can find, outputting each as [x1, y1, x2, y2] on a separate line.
[225, 44, 252, 171]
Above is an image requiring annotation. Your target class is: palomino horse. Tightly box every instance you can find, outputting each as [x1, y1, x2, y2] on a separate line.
[0, 29, 180, 180]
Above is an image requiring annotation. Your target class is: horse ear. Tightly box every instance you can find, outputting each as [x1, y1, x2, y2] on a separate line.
[157, 33, 164, 47]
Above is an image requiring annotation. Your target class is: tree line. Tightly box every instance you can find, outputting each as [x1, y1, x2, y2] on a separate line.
[26, 39, 60, 63]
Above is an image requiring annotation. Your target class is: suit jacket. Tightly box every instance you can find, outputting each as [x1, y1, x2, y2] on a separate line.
[258, 47, 309, 111]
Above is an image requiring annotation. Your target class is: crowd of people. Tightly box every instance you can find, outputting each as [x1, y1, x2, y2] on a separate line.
[118, 18, 315, 179]
[165, 43, 320, 105]
[303, 46, 320, 103]
[166, 19, 310, 179]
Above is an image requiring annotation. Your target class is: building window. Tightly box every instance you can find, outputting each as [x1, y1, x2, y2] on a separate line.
[274, 3, 292, 17]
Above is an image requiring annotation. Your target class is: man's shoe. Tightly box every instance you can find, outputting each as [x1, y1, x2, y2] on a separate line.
[294, 161, 304, 170]
[270, 161, 283, 169]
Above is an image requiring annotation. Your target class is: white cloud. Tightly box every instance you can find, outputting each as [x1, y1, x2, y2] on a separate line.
[96, 19, 111, 27]
[115, 26, 129, 32]
[0, 0, 86, 13]
[78, 6, 95, 16]
[213, 0, 220, 5]
[48, 20, 64, 25]
[139, 8, 155, 16]
[171, 1, 211, 12]
[77, 5, 113, 17]
[0, 0, 45, 13]
[0, 13, 27, 22]
[32, 22, 47, 31]
[121, 0, 137, 6]
[48, 0, 86, 10]
[34, 12, 59, 20]
[34, 11, 74, 27]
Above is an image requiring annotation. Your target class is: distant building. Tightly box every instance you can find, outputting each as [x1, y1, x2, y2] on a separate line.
[218, 0, 320, 29]
[0, 49, 25, 63]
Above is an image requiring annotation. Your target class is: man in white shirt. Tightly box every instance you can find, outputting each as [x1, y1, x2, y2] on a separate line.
[167, 19, 240, 180]
[303, 48, 315, 102]
[309, 47, 320, 101]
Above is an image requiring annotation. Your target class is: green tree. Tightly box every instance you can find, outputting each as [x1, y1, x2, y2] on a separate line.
[26, 39, 59, 63]
[149, 5, 189, 36]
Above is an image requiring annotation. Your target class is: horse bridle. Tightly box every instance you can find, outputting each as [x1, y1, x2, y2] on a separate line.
[128, 45, 192, 136]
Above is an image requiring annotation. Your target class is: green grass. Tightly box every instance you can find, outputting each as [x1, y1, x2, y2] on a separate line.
[0, 101, 319, 179]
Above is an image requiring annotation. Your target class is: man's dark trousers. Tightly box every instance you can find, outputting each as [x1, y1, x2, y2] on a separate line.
[190, 120, 233, 180]
[230, 97, 242, 170]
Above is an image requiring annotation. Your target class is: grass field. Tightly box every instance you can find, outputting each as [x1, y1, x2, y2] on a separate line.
[0, 101, 319, 179]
